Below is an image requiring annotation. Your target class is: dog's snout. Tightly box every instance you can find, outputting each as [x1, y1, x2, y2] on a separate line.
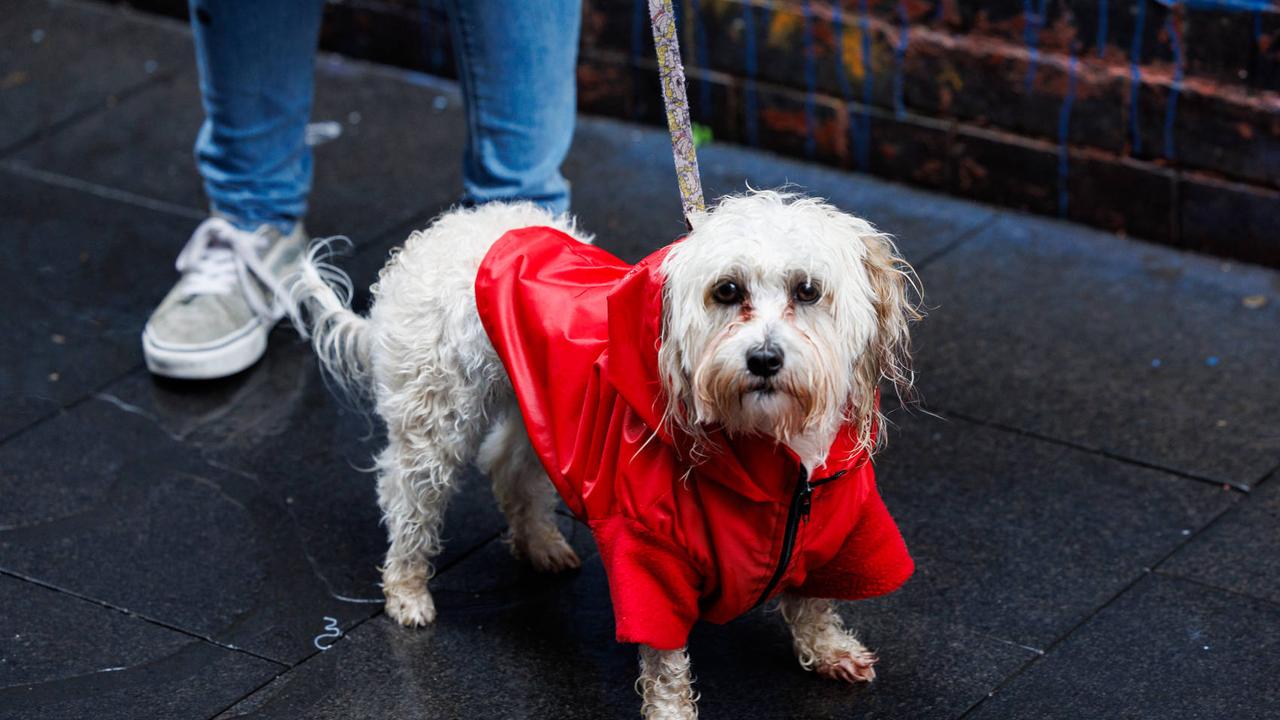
[746, 344, 784, 378]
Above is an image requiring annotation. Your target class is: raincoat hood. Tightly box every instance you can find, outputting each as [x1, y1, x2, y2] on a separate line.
[476, 226, 913, 650]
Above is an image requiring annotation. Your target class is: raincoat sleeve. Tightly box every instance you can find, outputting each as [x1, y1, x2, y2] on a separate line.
[590, 515, 703, 650]
[793, 488, 914, 601]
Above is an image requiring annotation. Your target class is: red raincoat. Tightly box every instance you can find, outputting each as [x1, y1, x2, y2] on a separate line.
[475, 227, 913, 650]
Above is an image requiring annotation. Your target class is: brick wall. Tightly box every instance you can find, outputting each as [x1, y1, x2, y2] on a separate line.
[113, 0, 1280, 265]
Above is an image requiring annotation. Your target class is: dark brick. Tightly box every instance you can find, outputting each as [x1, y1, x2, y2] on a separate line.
[1183, 5, 1280, 93]
[905, 31, 1128, 152]
[751, 82, 848, 165]
[863, 107, 952, 190]
[1180, 173, 1280, 266]
[1175, 86, 1280, 188]
[697, 0, 901, 113]
[1067, 150, 1176, 243]
[581, 0, 644, 57]
[950, 126, 1059, 215]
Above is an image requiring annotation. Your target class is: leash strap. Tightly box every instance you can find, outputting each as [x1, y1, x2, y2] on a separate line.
[647, 0, 705, 227]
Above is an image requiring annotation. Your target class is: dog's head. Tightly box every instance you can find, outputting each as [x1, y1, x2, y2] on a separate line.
[657, 190, 921, 459]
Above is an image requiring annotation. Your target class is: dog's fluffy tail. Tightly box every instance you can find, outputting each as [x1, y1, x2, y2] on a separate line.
[288, 238, 373, 399]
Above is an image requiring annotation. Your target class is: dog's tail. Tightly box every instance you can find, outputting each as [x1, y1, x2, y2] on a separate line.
[288, 238, 373, 399]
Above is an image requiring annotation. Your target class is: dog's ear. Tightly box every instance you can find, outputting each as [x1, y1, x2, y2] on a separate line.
[851, 231, 922, 450]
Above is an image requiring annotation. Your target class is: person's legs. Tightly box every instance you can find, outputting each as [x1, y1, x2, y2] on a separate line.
[190, 0, 325, 229]
[444, 0, 581, 215]
[143, 1, 324, 380]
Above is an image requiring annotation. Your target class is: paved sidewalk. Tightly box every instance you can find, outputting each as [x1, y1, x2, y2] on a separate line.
[2, 2, 1279, 719]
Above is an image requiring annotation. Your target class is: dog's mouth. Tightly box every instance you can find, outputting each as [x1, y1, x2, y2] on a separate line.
[747, 380, 777, 396]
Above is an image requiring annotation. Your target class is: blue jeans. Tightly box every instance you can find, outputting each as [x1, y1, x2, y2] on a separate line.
[189, 0, 580, 228]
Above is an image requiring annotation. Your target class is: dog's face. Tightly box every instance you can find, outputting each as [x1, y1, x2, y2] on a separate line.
[658, 191, 919, 456]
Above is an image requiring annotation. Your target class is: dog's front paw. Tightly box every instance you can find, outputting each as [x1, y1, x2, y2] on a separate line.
[512, 526, 582, 573]
[385, 586, 437, 627]
[817, 650, 877, 684]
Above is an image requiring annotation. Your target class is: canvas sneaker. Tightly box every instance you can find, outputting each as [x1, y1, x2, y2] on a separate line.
[142, 216, 306, 380]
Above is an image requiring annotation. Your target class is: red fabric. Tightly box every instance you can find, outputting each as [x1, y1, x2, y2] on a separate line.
[475, 227, 913, 650]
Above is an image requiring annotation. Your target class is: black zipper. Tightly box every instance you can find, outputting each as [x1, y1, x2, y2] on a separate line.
[752, 467, 848, 608]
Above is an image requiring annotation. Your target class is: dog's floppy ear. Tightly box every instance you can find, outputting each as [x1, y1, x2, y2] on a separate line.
[851, 230, 922, 450]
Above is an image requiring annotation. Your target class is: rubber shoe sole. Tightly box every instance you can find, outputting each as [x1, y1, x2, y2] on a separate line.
[142, 317, 271, 380]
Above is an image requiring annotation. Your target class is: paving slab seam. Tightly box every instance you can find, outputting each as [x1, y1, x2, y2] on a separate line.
[200, 665, 293, 720]
[0, 361, 145, 448]
[1249, 462, 1280, 492]
[0, 61, 185, 160]
[1, 159, 207, 221]
[196, 527, 560, 717]
[934, 407, 1250, 492]
[1150, 569, 1280, 611]
[0, 567, 287, 669]
[954, 486, 1240, 719]
[198, 532, 511, 715]
[911, 212, 1002, 270]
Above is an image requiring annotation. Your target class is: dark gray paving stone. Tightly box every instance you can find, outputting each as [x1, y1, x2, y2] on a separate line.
[1160, 475, 1280, 605]
[915, 213, 1280, 487]
[0, 174, 199, 440]
[0, 370, 496, 666]
[10, 53, 466, 243]
[967, 574, 1280, 720]
[0, 393, 381, 663]
[0, 0, 192, 153]
[217, 532, 1031, 720]
[873, 411, 1236, 649]
[568, 115, 996, 265]
[0, 573, 279, 720]
[101, 334, 507, 577]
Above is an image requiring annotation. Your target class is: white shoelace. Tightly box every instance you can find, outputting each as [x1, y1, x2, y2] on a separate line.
[174, 217, 293, 321]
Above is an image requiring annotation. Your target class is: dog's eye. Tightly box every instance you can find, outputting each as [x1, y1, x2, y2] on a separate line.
[793, 280, 821, 304]
[711, 280, 743, 305]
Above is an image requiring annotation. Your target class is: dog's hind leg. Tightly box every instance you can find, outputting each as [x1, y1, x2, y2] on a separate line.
[478, 407, 581, 573]
[778, 595, 877, 683]
[375, 434, 460, 627]
[376, 374, 494, 626]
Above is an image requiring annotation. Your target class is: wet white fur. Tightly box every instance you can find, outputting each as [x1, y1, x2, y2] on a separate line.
[289, 191, 919, 720]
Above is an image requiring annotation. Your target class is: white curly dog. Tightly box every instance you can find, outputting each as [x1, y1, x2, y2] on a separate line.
[290, 190, 920, 719]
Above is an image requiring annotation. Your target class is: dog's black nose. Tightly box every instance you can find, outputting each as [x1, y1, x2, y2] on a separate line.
[746, 344, 784, 378]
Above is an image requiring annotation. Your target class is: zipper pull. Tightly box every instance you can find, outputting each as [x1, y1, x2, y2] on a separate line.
[799, 470, 813, 522]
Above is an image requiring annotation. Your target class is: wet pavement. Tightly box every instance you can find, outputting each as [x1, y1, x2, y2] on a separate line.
[2, 2, 1279, 719]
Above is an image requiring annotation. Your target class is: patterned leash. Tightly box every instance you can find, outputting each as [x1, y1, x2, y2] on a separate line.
[647, 0, 705, 228]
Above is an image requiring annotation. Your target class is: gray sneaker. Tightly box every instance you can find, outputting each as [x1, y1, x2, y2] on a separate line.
[142, 216, 306, 379]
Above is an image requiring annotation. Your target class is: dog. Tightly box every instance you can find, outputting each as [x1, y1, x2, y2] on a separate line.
[291, 190, 921, 719]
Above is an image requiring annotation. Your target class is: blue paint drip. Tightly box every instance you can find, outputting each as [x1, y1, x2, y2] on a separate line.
[801, 0, 818, 159]
[690, 0, 713, 121]
[858, 0, 873, 170]
[1057, 53, 1079, 217]
[1023, 0, 1050, 92]
[1158, 0, 1269, 9]
[893, 0, 909, 118]
[743, 2, 759, 147]
[631, 0, 645, 121]
[417, 0, 445, 72]
[1129, 0, 1147, 154]
[1096, 0, 1109, 57]
[1164, 9, 1184, 159]
[832, 1, 857, 166]
[631, 0, 644, 64]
